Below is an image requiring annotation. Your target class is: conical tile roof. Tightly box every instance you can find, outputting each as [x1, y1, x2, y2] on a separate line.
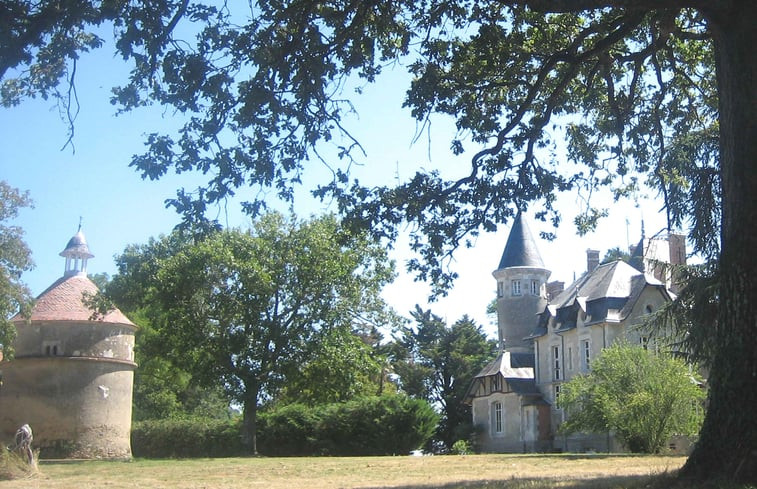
[12, 274, 134, 325]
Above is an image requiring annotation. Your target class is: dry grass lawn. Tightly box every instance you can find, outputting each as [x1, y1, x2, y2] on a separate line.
[0, 454, 688, 489]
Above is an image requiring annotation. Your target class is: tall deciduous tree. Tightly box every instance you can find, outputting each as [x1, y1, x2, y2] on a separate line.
[0, 181, 34, 358]
[559, 343, 705, 454]
[91, 230, 230, 420]
[3, 1, 757, 481]
[393, 307, 496, 451]
[275, 326, 390, 406]
[114, 213, 396, 453]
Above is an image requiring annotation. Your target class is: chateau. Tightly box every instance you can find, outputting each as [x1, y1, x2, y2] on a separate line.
[0, 228, 137, 459]
[465, 212, 686, 453]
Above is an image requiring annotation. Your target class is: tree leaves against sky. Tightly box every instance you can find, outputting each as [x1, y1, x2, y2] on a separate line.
[0, 2, 720, 294]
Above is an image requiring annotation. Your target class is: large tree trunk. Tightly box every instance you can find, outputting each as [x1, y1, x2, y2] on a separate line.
[681, 2, 757, 483]
[241, 391, 259, 455]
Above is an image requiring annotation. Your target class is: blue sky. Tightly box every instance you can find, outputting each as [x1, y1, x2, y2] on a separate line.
[1, 39, 673, 336]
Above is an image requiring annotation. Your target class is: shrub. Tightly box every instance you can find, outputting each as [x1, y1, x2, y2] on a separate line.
[131, 417, 243, 458]
[257, 403, 323, 456]
[132, 395, 438, 458]
[258, 395, 438, 456]
[450, 440, 471, 455]
[559, 343, 705, 454]
[315, 395, 437, 456]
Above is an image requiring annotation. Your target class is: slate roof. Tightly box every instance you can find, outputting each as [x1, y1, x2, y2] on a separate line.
[472, 351, 534, 380]
[12, 274, 135, 326]
[465, 351, 542, 403]
[497, 212, 545, 270]
[60, 230, 94, 259]
[532, 259, 668, 337]
[507, 378, 543, 396]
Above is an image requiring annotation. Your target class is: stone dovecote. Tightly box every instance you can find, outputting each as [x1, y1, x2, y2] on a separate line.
[0, 228, 137, 459]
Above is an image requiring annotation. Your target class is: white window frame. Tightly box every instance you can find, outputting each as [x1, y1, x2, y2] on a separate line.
[511, 280, 522, 296]
[492, 401, 503, 434]
[530, 279, 539, 296]
[552, 345, 562, 381]
[497, 281, 504, 298]
[581, 339, 591, 371]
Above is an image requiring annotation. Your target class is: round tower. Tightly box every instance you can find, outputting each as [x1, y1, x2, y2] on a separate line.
[493, 212, 551, 353]
[0, 228, 137, 459]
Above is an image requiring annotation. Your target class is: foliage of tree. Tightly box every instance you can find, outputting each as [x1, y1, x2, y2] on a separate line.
[107, 212, 397, 453]
[276, 326, 390, 406]
[601, 247, 630, 265]
[559, 343, 705, 454]
[392, 307, 496, 451]
[130, 321, 231, 421]
[601, 245, 644, 272]
[0, 181, 34, 358]
[92, 233, 229, 421]
[4, 1, 757, 482]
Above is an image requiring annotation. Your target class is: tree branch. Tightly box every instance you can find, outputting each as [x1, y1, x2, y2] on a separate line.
[498, 0, 730, 13]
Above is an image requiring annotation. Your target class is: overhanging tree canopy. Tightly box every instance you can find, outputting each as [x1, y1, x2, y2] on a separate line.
[2, 0, 756, 482]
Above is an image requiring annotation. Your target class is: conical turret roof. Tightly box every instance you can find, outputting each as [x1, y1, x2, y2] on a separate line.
[497, 212, 545, 269]
[12, 274, 135, 325]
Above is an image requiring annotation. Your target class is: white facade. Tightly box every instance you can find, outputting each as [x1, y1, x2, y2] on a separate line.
[467, 213, 685, 453]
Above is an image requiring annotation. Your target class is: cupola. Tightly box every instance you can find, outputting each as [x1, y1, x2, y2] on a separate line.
[59, 224, 94, 277]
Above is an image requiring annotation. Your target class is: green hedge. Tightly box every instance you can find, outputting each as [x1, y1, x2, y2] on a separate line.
[131, 417, 243, 458]
[257, 403, 323, 456]
[258, 396, 438, 456]
[131, 395, 437, 458]
[313, 396, 438, 456]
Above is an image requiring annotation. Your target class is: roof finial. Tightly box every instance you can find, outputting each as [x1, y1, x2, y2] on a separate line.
[78, 216, 83, 232]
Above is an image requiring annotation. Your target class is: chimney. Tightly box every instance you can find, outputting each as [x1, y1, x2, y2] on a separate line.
[587, 249, 600, 273]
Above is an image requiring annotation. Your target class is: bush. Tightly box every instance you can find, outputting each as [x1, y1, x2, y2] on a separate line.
[450, 440, 471, 455]
[131, 417, 243, 458]
[132, 395, 438, 458]
[559, 343, 705, 454]
[316, 396, 438, 456]
[258, 395, 438, 456]
[257, 403, 323, 456]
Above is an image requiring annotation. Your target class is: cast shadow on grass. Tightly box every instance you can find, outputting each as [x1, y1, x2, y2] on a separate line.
[362, 471, 757, 489]
[362, 472, 678, 489]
